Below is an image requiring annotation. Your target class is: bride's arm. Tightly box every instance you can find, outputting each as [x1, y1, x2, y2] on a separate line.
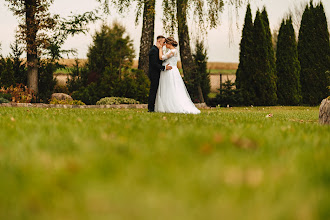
[160, 50, 176, 61]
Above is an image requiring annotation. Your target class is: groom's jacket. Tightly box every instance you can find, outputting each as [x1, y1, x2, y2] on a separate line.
[148, 45, 165, 79]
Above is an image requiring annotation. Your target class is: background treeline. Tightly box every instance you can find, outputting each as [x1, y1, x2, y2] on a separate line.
[230, 1, 329, 107]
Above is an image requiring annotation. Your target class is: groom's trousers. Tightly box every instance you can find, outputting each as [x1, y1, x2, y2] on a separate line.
[148, 74, 160, 112]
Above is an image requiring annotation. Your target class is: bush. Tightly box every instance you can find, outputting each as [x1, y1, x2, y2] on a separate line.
[215, 80, 243, 107]
[49, 97, 85, 105]
[0, 97, 10, 104]
[0, 84, 36, 103]
[38, 60, 58, 103]
[96, 97, 140, 105]
[0, 92, 12, 101]
[54, 84, 69, 94]
[70, 23, 149, 105]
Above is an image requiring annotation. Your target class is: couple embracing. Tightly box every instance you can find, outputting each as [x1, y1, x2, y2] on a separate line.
[147, 35, 200, 114]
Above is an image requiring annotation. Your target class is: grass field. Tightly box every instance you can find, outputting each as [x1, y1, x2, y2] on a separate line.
[0, 107, 329, 220]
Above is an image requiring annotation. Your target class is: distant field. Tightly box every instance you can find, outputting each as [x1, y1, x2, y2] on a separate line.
[56, 59, 238, 72]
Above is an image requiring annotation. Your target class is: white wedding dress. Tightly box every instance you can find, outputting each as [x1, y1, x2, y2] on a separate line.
[155, 49, 201, 114]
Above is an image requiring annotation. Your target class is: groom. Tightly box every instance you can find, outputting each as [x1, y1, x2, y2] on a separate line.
[147, 35, 172, 112]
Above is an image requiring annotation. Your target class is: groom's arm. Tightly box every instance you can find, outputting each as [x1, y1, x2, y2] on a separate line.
[150, 49, 165, 71]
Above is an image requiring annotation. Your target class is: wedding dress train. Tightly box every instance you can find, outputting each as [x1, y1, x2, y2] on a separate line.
[155, 49, 201, 114]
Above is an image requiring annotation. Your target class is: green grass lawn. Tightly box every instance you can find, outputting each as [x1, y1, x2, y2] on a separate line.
[0, 106, 329, 220]
[54, 68, 72, 75]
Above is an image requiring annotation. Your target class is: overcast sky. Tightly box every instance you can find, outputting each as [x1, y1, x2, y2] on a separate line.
[0, 0, 329, 62]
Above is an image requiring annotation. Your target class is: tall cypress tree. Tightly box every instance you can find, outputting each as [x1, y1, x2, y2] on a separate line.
[236, 4, 255, 105]
[276, 17, 302, 105]
[298, 1, 330, 105]
[261, 8, 276, 81]
[252, 10, 277, 106]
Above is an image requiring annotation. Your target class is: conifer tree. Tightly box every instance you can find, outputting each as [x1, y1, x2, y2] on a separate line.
[276, 17, 301, 105]
[193, 39, 210, 102]
[261, 8, 276, 80]
[0, 58, 15, 88]
[298, 1, 330, 105]
[252, 10, 277, 106]
[236, 4, 255, 105]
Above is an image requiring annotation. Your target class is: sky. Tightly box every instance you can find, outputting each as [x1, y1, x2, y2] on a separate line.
[0, 0, 329, 62]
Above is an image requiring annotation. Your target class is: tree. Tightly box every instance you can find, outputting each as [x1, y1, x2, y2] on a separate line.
[298, 1, 330, 105]
[10, 39, 27, 85]
[261, 7, 277, 86]
[0, 58, 15, 88]
[162, 0, 227, 103]
[251, 10, 277, 106]
[138, 0, 156, 77]
[193, 39, 210, 102]
[87, 22, 135, 78]
[71, 23, 149, 105]
[236, 4, 255, 105]
[5, 0, 106, 94]
[276, 17, 301, 105]
[110, 0, 155, 78]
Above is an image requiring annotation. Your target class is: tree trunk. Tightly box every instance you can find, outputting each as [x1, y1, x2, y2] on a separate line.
[319, 98, 330, 125]
[138, 0, 155, 76]
[26, 0, 38, 93]
[176, 0, 204, 103]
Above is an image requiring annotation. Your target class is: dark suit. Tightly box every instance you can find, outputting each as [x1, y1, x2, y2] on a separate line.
[148, 45, 165, 112]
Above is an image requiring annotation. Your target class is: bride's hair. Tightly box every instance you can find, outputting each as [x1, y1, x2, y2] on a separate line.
[165, 37, 178, 47]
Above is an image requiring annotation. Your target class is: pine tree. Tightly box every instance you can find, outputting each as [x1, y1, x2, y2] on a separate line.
[261, 8, 276, 81]
[252, 10, 277, 106]
[193, 39, 210, 103]
[298, 1, 330, 105]
[236, 4, 255, 105]
[0, 58, 15, 88]
[276, 17, 302, 105]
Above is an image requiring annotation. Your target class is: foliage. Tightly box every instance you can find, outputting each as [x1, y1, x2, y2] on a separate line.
[87, 22, 134, 77]
[49, 97, 85, 105]
[10, 39, 27, 85]
[0, 84, 36, 103]
[251, 10, 277, 106]
[66, 59, 89, 93]
[0, 97, 10, 104]
[298, 1, 330, 105]
[72, 68, 150, 105]
[0, 107, 329, 219]
[0, 58, 15, 88]
[276, 17, 302, 105]
[38, 60, 58, 103]
[236, 4, 255, 105]
[96, 97, 140, 105]
[70, 23, 149, 105]
[0, 92, 12, 101]
[215, 79, 242, 107]
[53, 84, 69, 94]
[193, 39, 210, 103]
[5, 0, 106, 93]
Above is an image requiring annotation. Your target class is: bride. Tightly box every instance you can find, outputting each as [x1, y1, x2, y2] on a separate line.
[155, 37, 201, 114]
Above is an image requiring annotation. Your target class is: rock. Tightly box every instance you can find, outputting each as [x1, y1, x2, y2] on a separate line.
[51, 93, 73, 101]
[319, 97, 330, 125]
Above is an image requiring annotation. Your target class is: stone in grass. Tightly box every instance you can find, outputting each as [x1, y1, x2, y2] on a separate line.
[319, 97, 330, 125]
[51, 93, 73, 101]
